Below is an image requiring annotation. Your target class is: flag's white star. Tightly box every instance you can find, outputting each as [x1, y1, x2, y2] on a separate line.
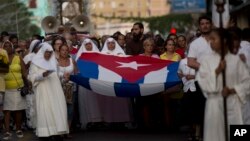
[116, 61, 151, 70]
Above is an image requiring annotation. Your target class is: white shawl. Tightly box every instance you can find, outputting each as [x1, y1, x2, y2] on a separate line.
[75, 38, 99, 61]
[31, 42, 57, 71]
[101, 37, 125, 56]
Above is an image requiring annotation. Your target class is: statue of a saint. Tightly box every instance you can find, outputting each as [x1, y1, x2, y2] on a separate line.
[62, 0, 81, 21]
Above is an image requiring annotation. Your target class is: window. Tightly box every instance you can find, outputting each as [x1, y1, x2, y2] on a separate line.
[111, 1, 116, 8]
[99, 1, 104, 8]
[130, 12, 133, 17]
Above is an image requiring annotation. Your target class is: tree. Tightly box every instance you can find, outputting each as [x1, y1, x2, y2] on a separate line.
[0, 0, 40, 40]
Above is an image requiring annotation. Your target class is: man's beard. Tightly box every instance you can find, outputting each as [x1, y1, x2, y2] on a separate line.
[201, 29, 211, 35]
[201, 31, 210, 35]
[133, 32, 142, 41]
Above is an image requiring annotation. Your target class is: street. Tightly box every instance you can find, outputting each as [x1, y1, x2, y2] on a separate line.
[5, 129, 187, 141]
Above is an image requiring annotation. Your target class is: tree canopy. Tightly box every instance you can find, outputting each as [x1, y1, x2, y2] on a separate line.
[0, 0, 40, 39]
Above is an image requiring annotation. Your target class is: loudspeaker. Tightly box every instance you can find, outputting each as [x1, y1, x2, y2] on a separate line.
[41, 16, 60, 34]
[71, 15, 90, 32]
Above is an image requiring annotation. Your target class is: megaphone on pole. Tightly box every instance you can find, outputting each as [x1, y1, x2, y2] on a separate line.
[41, 16, 60, 35]
[71, 15, 90, 33]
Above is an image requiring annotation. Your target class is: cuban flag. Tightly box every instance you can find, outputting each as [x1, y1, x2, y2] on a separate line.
[70, 53, 181, 97]
[69, 46, 79, 60]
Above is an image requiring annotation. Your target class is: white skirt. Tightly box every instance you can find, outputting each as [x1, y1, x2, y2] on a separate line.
[3, 89, 26, 111]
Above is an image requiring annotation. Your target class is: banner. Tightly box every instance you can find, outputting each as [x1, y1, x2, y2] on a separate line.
[171, 0, 206, 13]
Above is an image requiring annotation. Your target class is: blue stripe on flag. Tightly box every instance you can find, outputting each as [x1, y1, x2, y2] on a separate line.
[121, 77, 144, 84]
[77, 59, 99, 79]
[70, 74, 91, 90]
[165, 62, 181, 89]
[114, 83, 141, 97]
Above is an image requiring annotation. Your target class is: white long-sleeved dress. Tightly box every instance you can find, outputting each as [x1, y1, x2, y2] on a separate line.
[28, 64, 69, 137]
[196, 52, 250, 141]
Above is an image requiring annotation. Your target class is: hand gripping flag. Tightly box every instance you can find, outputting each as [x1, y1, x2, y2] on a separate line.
[70, 53, 181, 97]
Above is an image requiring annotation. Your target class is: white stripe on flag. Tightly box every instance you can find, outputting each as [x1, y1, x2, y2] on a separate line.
[98, 65, 122, 82]
[89, 78, 117, 97]
[143, 67, 168, 83]
[139, 83, 165, 96]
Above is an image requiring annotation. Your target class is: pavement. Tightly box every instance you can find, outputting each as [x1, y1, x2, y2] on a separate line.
[1, 129, 187, 141]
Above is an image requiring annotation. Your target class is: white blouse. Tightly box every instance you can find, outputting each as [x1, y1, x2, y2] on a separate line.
[58, 58, 74, 79]
[178, 58, 196, 92]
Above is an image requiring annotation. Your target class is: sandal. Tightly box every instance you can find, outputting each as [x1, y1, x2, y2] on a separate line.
[3, 132, 12, 140]
[16, 130, 24, 138]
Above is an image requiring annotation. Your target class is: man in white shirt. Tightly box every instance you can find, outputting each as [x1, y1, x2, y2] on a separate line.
[188, 15, 213, 70]
[186, 15, 213, 141]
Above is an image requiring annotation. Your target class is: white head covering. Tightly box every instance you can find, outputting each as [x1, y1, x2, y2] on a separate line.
[31, 42, 57, 71]
[101, 37, 125, 55]
[75, 38, 99, 61]
[23, 40, 42, 64]
[29, 39, 41, 53]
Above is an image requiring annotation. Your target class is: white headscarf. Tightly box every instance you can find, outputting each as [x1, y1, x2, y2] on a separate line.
[28, 39, 41, 53]
[75, 38, 99, 61]
[101, 37, 125, 55]
[23, 40, 41, 64]
[31, 42, 57, 71]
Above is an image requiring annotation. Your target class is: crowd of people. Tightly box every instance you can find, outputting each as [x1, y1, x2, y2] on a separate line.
[0, 15, 250, 141]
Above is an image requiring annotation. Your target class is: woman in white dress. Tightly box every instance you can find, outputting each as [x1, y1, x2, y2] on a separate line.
[57, 44, 77, 138]
[23, 39, 41, 129]
[100, 37, 132, 125]
[75, 38, 103, 129]
[23, 39, 41, 66]
[196, 28, 250, 141]
[28, 42, 68, 140]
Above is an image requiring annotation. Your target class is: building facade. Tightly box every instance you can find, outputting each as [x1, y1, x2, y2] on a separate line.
[230, 0, 250, 29]
[90, 0, 170, 35]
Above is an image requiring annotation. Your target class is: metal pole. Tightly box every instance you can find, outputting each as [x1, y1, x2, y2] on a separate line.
[15, 0, 19, 39]
[220, 12, 229, 141]
[215, 1, 228, 141]
[59, 0, 63, 25]
[79, 0, 83, 14]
